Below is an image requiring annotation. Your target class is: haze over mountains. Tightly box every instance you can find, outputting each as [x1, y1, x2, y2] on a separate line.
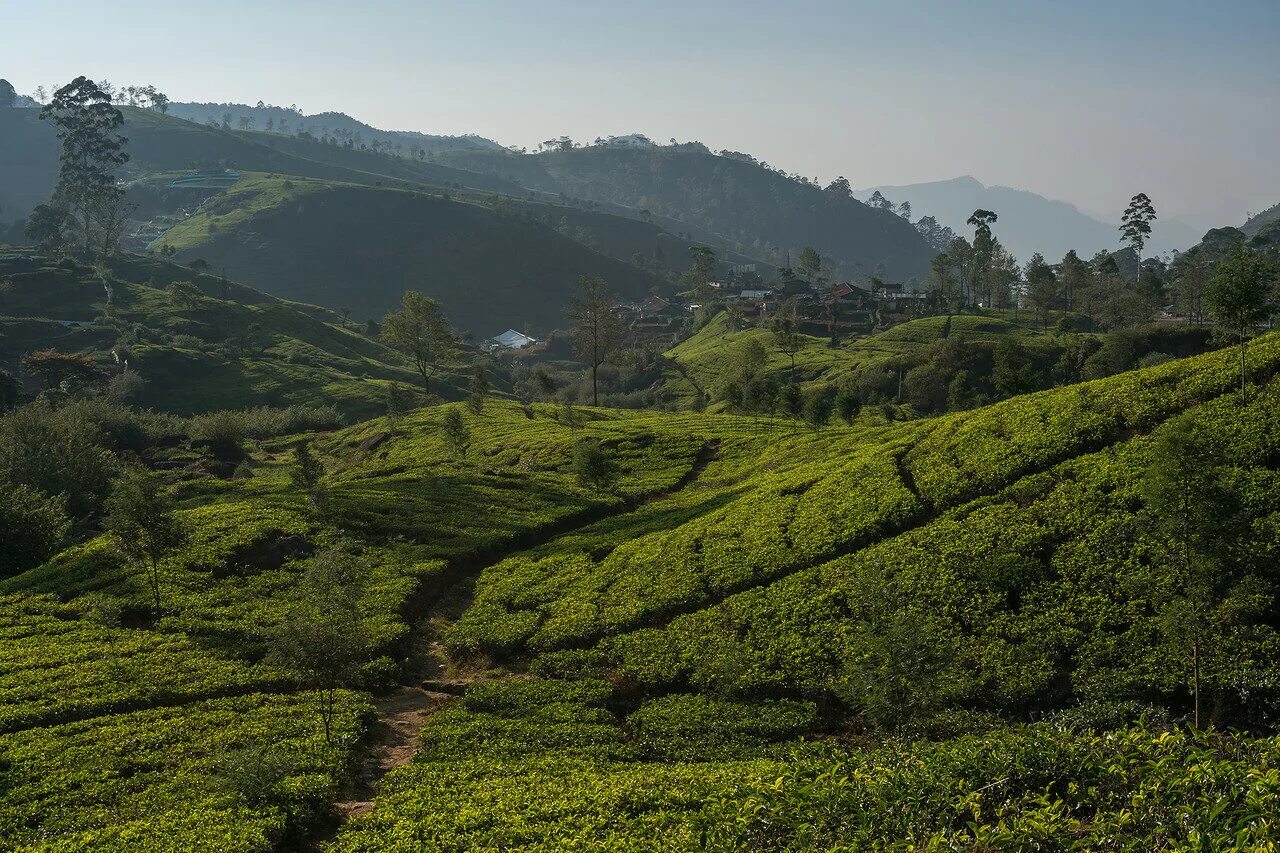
[857, 175, 1203, 261]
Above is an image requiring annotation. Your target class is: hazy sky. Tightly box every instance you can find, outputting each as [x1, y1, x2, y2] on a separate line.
[5, 0, 1277, 228]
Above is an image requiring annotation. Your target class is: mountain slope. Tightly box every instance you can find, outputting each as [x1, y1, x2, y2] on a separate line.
[156, 176, 670, 333]
[435, 145, 936, 281]
[858, 175, 1201, 260]
[0, 249, 439, 415]
[0, 105, 523, 225]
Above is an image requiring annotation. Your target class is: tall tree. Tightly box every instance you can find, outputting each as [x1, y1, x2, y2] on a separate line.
[1205, 245, 1279, 400]
[966, 209, 999, 307]
[1058, 249, 1088, 311]
[1172, 248, 1211, 326]
[681, 246, 718, 298]
[771, 299, 803, 381]
[39, 77, 130, 256]
[568, 276, 623, 406]
[1024, 252, 1058, 328]
[797, 246, 822, 282]
[1120, 193, 1157, 284]
[0, 79, 16, 108]
[1141, 414, 1237, 728]
[268, 544, 368, 745]
[380, 291, 454, 393]
[103, 468, 185, 612]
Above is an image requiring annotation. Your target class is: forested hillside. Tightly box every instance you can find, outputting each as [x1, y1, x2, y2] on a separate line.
[434, 144, 936, 281]
[154, 176, 670, 332]
[0, 249, 449, 416]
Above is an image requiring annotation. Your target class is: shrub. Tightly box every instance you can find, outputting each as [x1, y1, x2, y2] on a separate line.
[0, 481, 71, 578]
[572, 440, 618, 491]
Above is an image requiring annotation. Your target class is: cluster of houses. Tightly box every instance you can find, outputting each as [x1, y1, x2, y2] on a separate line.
[483, 271, 930, 353]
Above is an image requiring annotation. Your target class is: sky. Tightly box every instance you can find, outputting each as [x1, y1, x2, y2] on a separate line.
[4, 0, 1278, 230]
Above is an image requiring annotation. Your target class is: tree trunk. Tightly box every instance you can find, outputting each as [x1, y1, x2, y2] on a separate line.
[149, 559, 161, 613]
[591, 363, 598, 407]
[1241, 339, 1248, 402]
[1192, 634, 1201, 729]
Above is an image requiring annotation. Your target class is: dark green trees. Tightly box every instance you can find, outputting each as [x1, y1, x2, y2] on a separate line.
[380, 291, 454, 394]
[1120, 193, 1157, 283]
[36, 77, 130, 256]
[103, 468, 185, 612]
[568, 276, 623, 407]
[269, 544, 368, 745]
[1205, 246, 1278, 400]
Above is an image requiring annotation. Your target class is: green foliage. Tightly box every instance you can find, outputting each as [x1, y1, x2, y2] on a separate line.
[572, 439, 619, 492]
[0, 398, 118, 519]
[440, 407, 471, 458]
[103, 467, 186, 611]
[0, 482, 71, 578]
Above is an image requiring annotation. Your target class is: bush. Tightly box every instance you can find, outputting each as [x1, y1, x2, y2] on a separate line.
[188, 410, 247, 461]
[572, 440, 617, 491]
[0, 399, 118, 519]
[0, 480, 71, 578]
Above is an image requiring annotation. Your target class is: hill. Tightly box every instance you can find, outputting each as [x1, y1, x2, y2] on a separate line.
[1242, 201, 1280, 237]
[0, 249, 445, 416]
[0, 105, 525, 226]
[2, 330, 1279, 848]
[153, 175, 672, 333]
[857, 175, 1202, 260]
[664, 309, 1217, 414]
[434, 144, 937, 281]
[166, 102, 506, 155]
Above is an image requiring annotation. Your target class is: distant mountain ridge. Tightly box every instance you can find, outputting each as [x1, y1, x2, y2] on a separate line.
[166, 102, 507, 155]
[433, 144, 936, 282]
[857, 175, 1201, 261]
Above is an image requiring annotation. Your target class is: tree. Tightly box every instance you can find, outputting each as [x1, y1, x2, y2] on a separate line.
[825, 176, 852, 198]
[440, 408, 470, 458]
[25, 203, 70, 253]
[681, 246, 718, 298]
[0, 79, 16, 108]
[1172, 249, 1210, 326]
[0, 368, 19, 412]
[20, 348, 107, 390]
[1024, 252, 1059, 328]
[380, 291, 453, 393]
[568, 276, 623, 406]
[836, 391, 861, 425]
[1205, 245, 1279, 401]
[991, 338, 1038, 398]
[802, 385, 836, 431]
[268, 544, 368, 745]
[777, 382, 803, 421]
[573, 439, 618, 491]
[927, 251, 960, 315]
[0, 482, 70, 579]
[966, 210, 999, 307]
[1058, 249, 1089, 311]
[103, 468, 185, 612]
[771, 300, 803, 381]
[797, 246, 822, 282]
[166, 279, 202, 309]
[467, 365, 490, 414]
[290, 442, 325, 504]
[1141, 414, 1237, 728]
[39, 77, 130, 256]
[1120, 193, 1157, 284]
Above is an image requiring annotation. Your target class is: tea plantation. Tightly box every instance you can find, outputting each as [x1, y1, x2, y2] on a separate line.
[3, 322, 1280, 849]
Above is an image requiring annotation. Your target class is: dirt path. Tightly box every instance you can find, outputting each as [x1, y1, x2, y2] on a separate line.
[322, 438, 724, 834]
[331, 686, 454, 821]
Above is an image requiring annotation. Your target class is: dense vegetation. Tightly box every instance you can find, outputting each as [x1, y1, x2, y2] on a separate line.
[153, 175, 670, 331]
[0, 249, 442, 416]
[5, 75, 1280, 852]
